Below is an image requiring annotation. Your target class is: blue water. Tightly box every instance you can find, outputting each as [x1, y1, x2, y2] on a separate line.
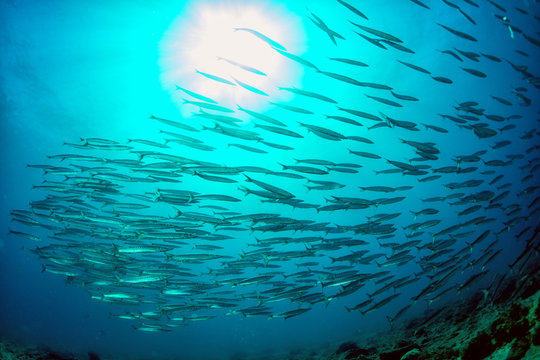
[1, 0, 539, 359]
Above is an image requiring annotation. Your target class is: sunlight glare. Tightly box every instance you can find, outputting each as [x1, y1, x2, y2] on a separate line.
[159, 1, 303, 114]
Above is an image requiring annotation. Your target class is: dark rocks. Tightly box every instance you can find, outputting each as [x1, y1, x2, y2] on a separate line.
[491, 317, 530, 345]
[336, 341, 359, 355]
[532, 326, 540, 346]
[494, 281, 517, 304]
[379, 343, 418, 360]
[87, 352, 101, 360]
[399, 348, 420, 360]
[43, 351, 78, 360]
[462, 332, 496, 360]
[519, 279, 538, 299]
[507, 337, 531, 360]
[508, 303, 528, 322]
[335, 341, 372, 359]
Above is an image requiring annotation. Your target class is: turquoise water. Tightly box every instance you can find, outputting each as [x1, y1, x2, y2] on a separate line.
[1, 0, 539, 359]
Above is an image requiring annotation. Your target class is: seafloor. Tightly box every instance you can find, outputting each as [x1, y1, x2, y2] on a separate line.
[1, 257, 539, 360]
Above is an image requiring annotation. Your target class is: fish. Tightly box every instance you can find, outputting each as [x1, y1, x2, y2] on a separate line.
[9, 0, 539, 333]
[192, 110, 243, 127]
[350, 21, 403, 43]
[281, 164, 329, 175]
[490, 96, 512, 106]
[298, 122, 346, 141]
[354, 31, 387, 49]
[391, 91, 418, 101]
[397, 60, 431, 74]
[253, 122, 303, 138]
[487, 0, 506, 12]
[325, 115, 363, 127]
[439, 49, 463, 61]
[422, 124, 448, 133]
[278, 87, 337, 104]
[218, 57, 267, 76]
[409, 0, 430, 9]
[9, 229, 41, 242]
[481, 53, 502, 62]
[205, 123, 262, 141]
[361, 293, 401, 315]
[273, 307, 311, 319]
[329, 57, 368, 67]
[380, 40, 415, 53]
[437, 23, 478, 42]
[237, 105, 286, 126]
[307, 8, 345, 45]
[270, 102, 314, 114]
[461, 67, 487, 78]
[383, 114, 418, 130]
[244, 175, 295, 199]
[183, 99, 235, 113]
[336, 0, 368, 20]
[228, 143, 268, 154]
[337, 106, 381, 121]
[233, 28, 286, 51]
[232, 78, 269, 96]
[273, 48, 319, 70]
[175, 86, 218, 104]
[259, 140, 294, 151]
[454, 48, 480, 62]
[432, 76, 453, 84]
[195, 70, 236, 86]
[317, 70, 365, 86]
[349, 150, 381, 159]
[366, 95, 402, 107]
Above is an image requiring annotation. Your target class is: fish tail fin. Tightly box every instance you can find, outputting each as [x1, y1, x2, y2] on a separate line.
[174, 208, 182, 217]
[345, 306, 352, 313]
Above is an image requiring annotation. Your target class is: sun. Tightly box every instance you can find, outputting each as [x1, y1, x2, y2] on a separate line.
[159, 0, 304, 114]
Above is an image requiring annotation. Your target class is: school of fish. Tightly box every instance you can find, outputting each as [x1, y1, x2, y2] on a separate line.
[8, 0, 540, 333]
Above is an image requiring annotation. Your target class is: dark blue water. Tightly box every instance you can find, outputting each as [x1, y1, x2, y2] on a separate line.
[1, 0, 539, 359]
